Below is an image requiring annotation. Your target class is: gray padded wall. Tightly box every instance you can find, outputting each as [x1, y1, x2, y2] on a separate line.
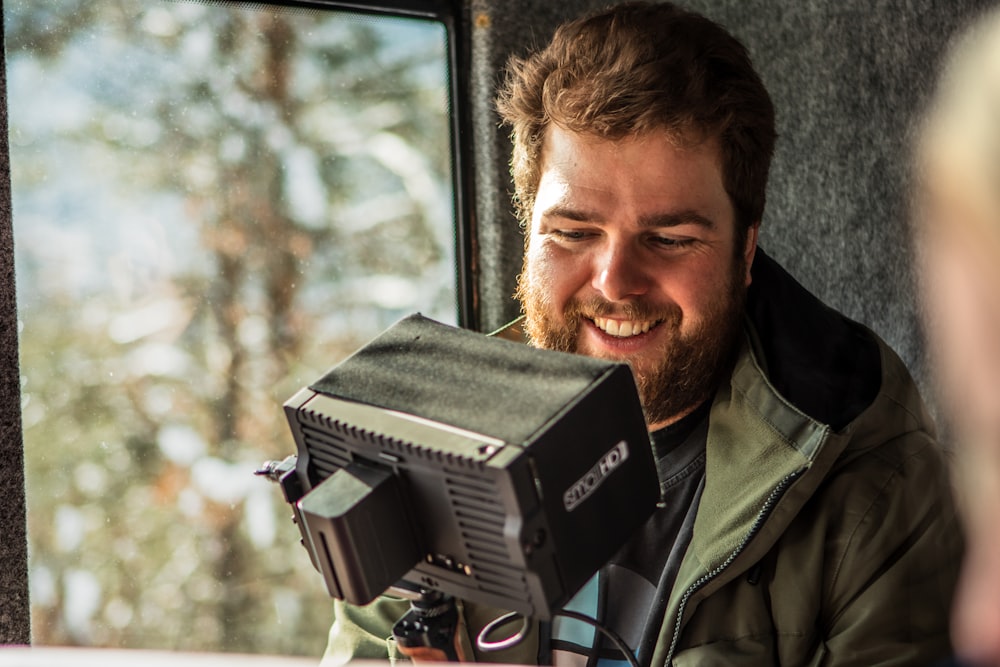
[468, 0, 995, 403]
[681, 0, 997, 401]
[0, 0, 31, 645]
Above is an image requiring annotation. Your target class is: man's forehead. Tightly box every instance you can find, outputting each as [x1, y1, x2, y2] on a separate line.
[538, 122, 715, 160]
[532, 125, 730, 223]
[535, 125, 723, 187]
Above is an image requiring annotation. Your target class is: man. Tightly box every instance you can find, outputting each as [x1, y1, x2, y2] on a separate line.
[323, 2, 962, 664]
[916, 8, 1000, 665]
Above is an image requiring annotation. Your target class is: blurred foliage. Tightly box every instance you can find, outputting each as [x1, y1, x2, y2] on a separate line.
[7, 0, 456, 656]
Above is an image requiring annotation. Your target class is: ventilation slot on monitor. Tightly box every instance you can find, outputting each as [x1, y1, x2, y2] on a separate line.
[300, 423, 350, 476]
[445, 476, 529, 598]
[472, 561, 529, 598]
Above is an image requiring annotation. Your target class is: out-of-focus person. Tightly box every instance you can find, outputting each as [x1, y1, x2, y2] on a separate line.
[915, 7, 1000, 666]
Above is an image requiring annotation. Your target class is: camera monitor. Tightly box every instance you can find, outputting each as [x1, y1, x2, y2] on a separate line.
[276, 314, 659, 620]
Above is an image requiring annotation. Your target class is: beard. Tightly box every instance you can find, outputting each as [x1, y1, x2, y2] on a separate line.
[515, 259, 747, 427]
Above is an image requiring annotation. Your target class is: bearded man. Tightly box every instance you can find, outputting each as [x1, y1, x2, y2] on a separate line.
[322, 3, 962, 665]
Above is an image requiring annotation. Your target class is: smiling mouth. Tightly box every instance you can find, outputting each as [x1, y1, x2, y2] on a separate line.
[592, 316, 661, 338]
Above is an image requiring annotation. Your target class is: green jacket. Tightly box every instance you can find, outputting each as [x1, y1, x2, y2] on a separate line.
[321, 251, 963, 666]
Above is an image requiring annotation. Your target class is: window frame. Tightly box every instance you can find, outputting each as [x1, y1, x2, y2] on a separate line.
[245, 0, 479, 330]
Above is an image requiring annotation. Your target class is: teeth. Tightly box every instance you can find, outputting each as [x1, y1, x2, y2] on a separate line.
[593, 317, 655, 337]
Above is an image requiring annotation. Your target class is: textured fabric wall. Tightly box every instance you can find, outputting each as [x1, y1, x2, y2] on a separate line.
[681, 0, 996, 399]
[0, 0, 31, 643]
[467, 0, 995, 403]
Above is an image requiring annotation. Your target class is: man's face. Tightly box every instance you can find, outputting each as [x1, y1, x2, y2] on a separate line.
[517, 126, 757, 430]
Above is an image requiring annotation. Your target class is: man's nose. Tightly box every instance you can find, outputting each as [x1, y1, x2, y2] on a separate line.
[592, 242, 649, 302]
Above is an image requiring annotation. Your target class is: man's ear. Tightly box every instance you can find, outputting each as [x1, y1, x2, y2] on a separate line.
[744, 222, 760, 287]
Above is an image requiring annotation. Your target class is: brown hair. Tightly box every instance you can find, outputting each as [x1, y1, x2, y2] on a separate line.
[495, 1, 776, 233]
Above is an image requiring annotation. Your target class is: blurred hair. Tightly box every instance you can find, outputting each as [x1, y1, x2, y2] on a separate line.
[919, 7, 1000, 236]
[495, 1, 776, 233]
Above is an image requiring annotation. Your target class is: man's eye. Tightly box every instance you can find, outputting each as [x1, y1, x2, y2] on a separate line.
[553, 229, 588, 240]
[651, 236, 694, 248]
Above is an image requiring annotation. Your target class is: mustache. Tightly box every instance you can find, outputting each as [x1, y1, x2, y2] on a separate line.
[564, 296, 683, 326]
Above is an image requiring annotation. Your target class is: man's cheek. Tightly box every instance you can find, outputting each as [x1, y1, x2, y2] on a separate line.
[524, 254, 567, 308]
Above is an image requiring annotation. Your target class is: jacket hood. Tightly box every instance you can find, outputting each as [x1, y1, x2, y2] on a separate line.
[746, 248, 882, 431]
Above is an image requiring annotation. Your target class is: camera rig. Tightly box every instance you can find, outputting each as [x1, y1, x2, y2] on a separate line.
[260, 314, 659, 625]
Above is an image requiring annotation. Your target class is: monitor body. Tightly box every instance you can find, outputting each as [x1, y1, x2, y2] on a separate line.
[280, 314, 660, 619]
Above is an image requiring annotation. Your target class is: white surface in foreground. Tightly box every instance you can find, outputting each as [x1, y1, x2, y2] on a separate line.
[0, 646, 320, 666]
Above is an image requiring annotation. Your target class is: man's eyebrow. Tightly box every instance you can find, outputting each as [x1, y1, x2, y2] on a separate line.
[638, 211, 717, 229]
[539, 205, 603, 222]
[540, 205, 717, 229]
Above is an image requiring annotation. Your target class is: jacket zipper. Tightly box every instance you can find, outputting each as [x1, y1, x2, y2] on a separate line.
[663, 467, 806, 666]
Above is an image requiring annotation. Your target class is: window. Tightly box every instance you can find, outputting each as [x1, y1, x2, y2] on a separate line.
[6, 0, 463, 654]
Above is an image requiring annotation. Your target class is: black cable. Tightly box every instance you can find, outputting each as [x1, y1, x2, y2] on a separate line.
[476, 611, 531, 653]
[477, 608, 641, 667]
[554, 609, 641, 667]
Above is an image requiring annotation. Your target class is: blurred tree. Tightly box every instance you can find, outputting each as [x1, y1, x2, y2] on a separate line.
[7, 0, 455, 655]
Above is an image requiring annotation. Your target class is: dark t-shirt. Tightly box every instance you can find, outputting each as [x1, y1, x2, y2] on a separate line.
[548, 401, 710, 667]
